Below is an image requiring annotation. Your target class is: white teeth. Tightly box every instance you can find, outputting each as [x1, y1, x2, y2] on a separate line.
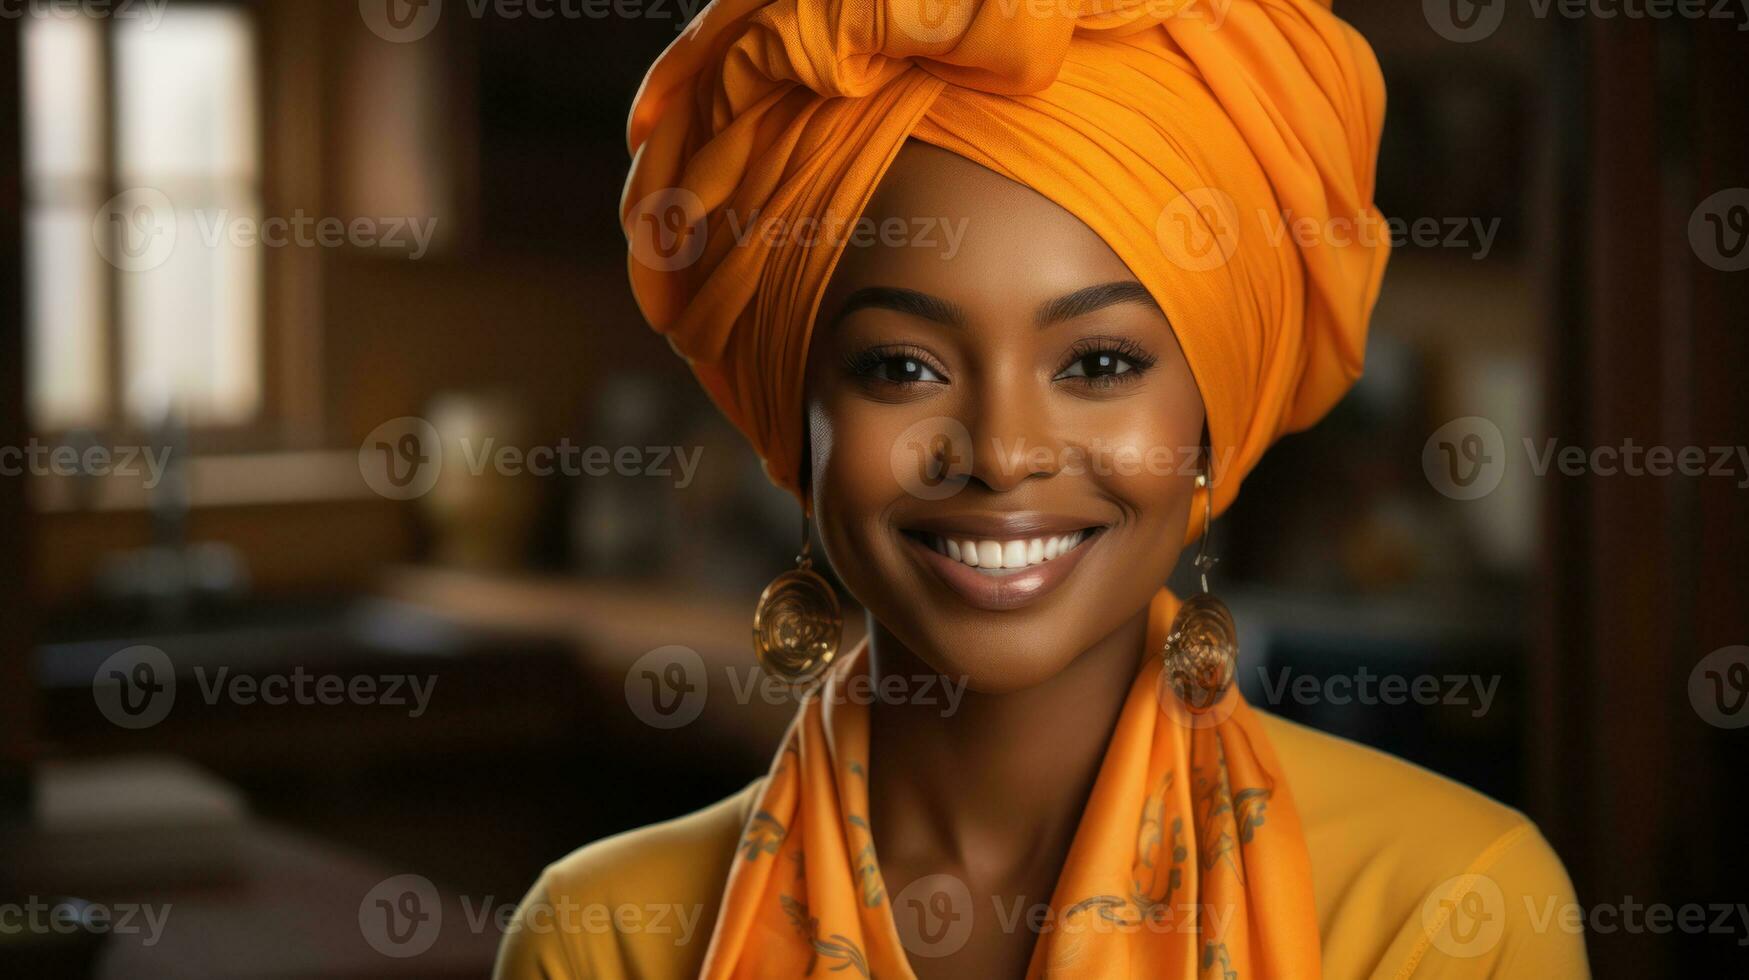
[978, 541, 1003, 568]
[922, 530, 1090, 573]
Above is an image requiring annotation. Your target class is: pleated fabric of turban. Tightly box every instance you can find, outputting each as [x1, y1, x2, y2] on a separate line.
[622, 0, 1389, 524]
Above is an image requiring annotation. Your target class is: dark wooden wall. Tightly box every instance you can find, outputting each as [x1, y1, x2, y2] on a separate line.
[0, 13, 34, 827]
[1535, 15, 1749, 978]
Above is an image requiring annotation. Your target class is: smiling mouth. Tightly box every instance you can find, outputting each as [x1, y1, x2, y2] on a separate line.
[903, 529, 1097, 576]
[897, 523, 1106, 611]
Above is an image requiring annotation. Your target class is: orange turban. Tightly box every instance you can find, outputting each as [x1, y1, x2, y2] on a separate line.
[623, 0, 1388, 520]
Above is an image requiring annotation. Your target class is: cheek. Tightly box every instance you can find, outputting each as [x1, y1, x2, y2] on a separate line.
[1072, 393, 1204, 525]
[806, 396, 912, 563]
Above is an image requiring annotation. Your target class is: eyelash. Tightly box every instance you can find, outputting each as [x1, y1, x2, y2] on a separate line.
[1056, 336, 1158, 388]
[843, 337, 1158, 390]
[843, 345, 946, 387]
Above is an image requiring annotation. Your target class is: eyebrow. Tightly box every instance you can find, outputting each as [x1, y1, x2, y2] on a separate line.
[830, 280, 1160, 331]
[1034, 281, 1161, 327]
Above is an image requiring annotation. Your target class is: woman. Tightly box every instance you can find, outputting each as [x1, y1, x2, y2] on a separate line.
[498, 0, 1588, 976]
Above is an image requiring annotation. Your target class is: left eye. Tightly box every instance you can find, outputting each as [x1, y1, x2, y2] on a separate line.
[871, 356, 944, 384]
[1056, 351, 1136, 380]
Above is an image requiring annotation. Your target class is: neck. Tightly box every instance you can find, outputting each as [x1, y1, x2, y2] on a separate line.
[865, 604, 1151, 894]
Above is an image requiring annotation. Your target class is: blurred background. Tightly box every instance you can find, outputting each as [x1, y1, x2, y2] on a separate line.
[0, 1, 1744, 977]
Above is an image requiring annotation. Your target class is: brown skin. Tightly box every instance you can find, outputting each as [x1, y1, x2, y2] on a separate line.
[802, 142, 1207, 977]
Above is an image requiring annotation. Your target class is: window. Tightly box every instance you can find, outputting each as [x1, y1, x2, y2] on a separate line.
[23, 5, 263, 433]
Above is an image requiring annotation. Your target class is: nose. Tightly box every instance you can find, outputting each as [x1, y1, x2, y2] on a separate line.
[963, 370, 1062, 493]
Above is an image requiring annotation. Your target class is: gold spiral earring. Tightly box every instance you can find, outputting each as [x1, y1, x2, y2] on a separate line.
[752, 508, 843, 688]
[1162, 468, 1238, 712]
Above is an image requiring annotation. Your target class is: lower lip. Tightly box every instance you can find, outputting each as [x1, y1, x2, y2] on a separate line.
[900, 530, 1103, 612]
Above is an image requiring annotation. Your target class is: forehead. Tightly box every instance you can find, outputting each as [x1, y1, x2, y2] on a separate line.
[824, 140, 1139, 313]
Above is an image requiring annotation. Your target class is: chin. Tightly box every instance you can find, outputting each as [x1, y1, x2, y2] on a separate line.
[876, 613, 1091, 695]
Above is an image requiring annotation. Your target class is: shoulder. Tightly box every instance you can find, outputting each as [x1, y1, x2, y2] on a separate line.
[492, 780, 761, 980]
[1259, 713, 1591, 978]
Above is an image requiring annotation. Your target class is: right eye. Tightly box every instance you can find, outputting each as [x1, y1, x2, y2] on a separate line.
[847, 347, 948, 386]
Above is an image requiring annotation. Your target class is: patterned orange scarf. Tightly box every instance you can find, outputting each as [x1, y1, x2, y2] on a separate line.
[700, 589, 1320, 978]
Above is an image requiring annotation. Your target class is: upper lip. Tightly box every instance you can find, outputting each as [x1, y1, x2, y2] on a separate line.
[901, 512, 1107, 538]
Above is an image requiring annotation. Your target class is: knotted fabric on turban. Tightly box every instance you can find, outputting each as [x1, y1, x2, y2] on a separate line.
[624, 0, 1387, 522]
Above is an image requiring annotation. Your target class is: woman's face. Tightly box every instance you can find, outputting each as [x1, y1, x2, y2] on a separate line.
[805, 142, 1206, 693]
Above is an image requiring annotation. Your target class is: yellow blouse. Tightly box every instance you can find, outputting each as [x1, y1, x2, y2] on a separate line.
[494, 714, 1589, 978]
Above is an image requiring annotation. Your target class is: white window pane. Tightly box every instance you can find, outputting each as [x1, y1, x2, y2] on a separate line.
[115, 7, 259, 181]
[121, 202, 262, 426]
[27, 206, 108, 429]
[22, 15, 104, 183]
